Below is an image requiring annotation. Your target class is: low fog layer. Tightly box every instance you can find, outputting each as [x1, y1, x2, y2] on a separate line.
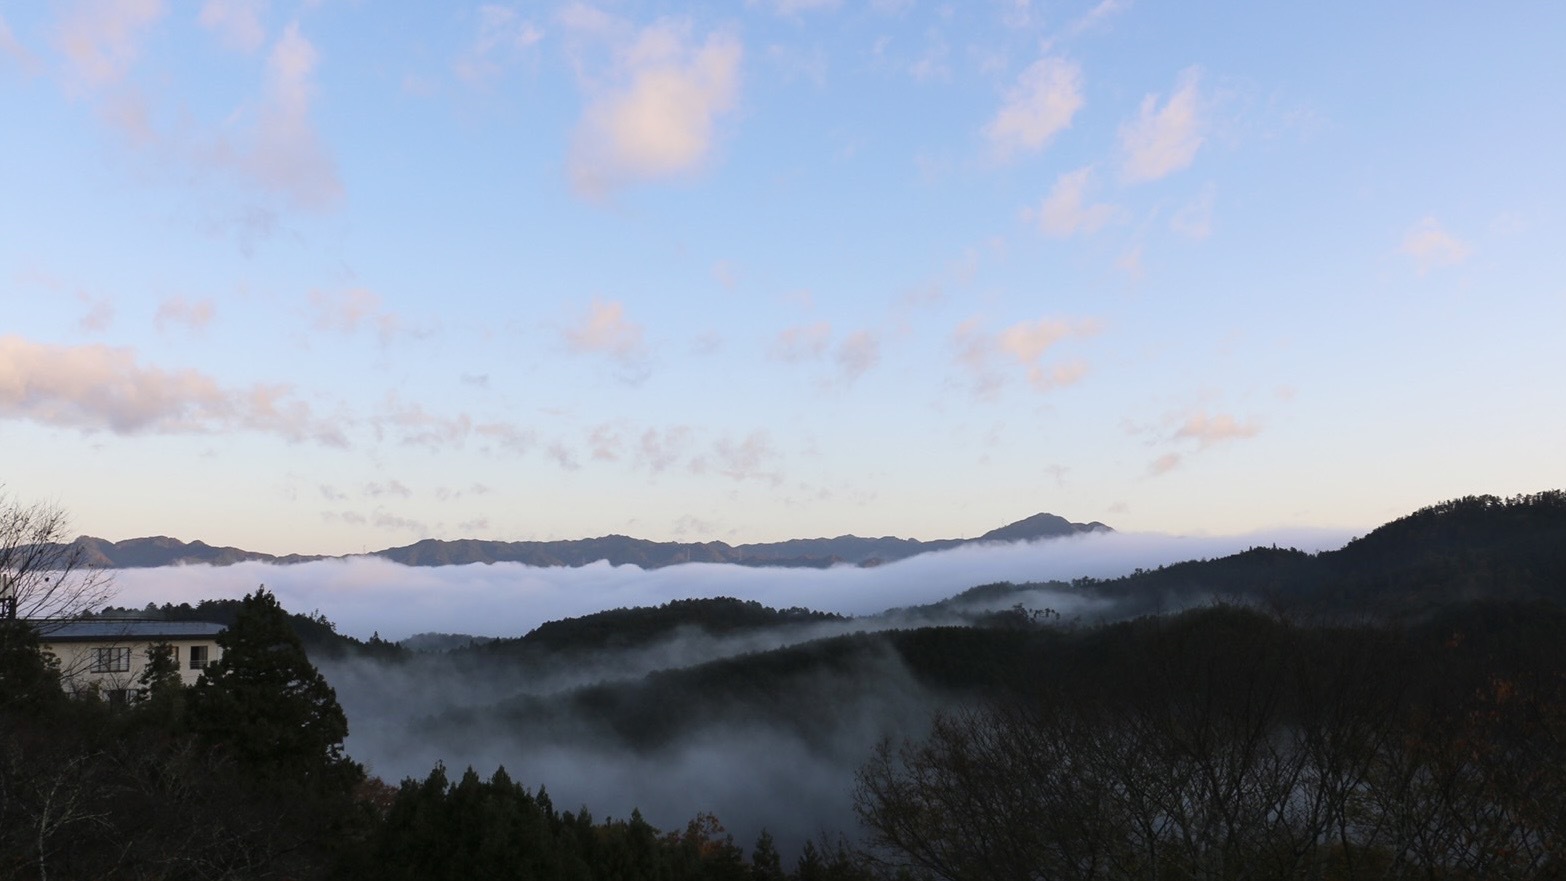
[106, 527, 1351, 853]
[107, 528, 1351, 641]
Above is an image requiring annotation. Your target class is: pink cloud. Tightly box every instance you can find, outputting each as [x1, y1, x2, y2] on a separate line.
[566, 298, 644, 359]
[1119, 67, 1204, 184]
[568, 19, 742, 194]
[0, 334, 343, 444]
[1174, 411, 1261, 447]
[1399, 217, 1472, 274]
[955, 317, 1098, 397]
[984, 56, 1083, 159]
[1028, 166, 1115, 237]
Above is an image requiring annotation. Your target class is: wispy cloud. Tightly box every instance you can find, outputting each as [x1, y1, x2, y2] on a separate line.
[310, 289, 411, 344]
[1146, 410, 1261, 475]
[1170, 184, 1215, 239]
[695, 431, 783, 485]
[1119, 66, 1204, 184]
[834, 331, 880, 385]
[565, 298, 645, 361]
[77, 293, 116, 332]
[758, 0, 841, 15]
[198, 0, 267, 53]
[954, 317, 1099, 397]
[0, 13, 41, 73]
[55, 0, 167, 88]
[0, 334, 344, 444]
[1069, 0, 1129, 35]
[567, 17, 742, 194]
[364, 480, 413, 499]
[206, 22, 342, 209]
[1027, 166, 1115, 237]
[372, 394, 536, 456]
[155, 296, 216, 333]
[769, 321, 832, 362]
[1174, 411, 1260, 447]
[984, 56, 1083, 159]
[1399, 216, 1472, 274]
[455, 4, 544, 85]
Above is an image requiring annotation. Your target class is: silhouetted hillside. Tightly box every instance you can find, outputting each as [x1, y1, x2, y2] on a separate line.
[472, 597, 846, 659]
[1081, 492, 1566, 617]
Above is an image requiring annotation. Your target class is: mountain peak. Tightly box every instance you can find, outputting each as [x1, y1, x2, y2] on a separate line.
[976, 513, 1112, 544]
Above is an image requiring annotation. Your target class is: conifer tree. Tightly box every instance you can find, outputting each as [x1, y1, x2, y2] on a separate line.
[188, 587, 362, 792]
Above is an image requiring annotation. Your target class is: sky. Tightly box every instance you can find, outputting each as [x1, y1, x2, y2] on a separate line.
[2, 0, 1564, 556]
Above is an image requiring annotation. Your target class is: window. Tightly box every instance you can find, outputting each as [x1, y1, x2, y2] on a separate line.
[189, 644, 209, 670]
[92, 647, 131, 673]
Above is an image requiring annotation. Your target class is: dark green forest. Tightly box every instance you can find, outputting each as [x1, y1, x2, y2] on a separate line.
[2, 492, 1565, 879]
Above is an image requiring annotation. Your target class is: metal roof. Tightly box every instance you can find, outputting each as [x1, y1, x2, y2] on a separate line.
[35, 619, 227, 642]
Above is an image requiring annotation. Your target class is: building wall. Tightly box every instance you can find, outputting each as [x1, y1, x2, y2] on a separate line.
[41, 637, 225, 697]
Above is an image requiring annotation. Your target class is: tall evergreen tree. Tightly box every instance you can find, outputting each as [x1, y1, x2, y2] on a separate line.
[188, 587, 362, 793]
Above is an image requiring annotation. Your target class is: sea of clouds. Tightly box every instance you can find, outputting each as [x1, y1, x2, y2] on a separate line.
[106, 528, 1354, 641]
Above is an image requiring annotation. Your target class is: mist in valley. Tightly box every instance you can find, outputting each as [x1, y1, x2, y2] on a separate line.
[105, 528, 1354, 853]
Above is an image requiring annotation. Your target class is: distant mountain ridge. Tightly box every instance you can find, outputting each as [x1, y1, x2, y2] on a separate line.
[52, 513, 1112, 570]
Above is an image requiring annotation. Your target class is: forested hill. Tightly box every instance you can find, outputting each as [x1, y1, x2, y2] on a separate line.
[49, 512, 1111, 569]
[473, 597, 847, 658]
[1083, 491, 1566, 617]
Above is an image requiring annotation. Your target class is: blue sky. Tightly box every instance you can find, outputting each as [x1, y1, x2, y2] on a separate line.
[2, 0, 1563, 555]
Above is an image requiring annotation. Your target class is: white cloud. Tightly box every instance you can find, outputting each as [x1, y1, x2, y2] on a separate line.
[199, 0, 267, 53]
[1028, 165, 1115, 237]
[55, 0, 167, 88]
[984, 56, 1083, 159]
[455, 4, 544, 85]
[569, 20, 742, 194]
[1119, 66, 1204, 184]
[0, 334, 343, 444]
[1399, 217, 1472, 274]
[566, 298, 645, 359]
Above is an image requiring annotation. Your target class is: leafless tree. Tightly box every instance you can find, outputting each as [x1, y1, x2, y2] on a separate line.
[0, 489, 114, 627]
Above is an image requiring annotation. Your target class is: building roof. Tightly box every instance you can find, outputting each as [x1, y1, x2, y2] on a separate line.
[35, 619, 227, 642]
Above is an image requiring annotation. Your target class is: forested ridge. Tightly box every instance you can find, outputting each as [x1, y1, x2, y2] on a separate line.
[2, 492, 1564, 879]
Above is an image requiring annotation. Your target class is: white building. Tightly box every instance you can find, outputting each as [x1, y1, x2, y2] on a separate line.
[38, 620, 227, 702]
